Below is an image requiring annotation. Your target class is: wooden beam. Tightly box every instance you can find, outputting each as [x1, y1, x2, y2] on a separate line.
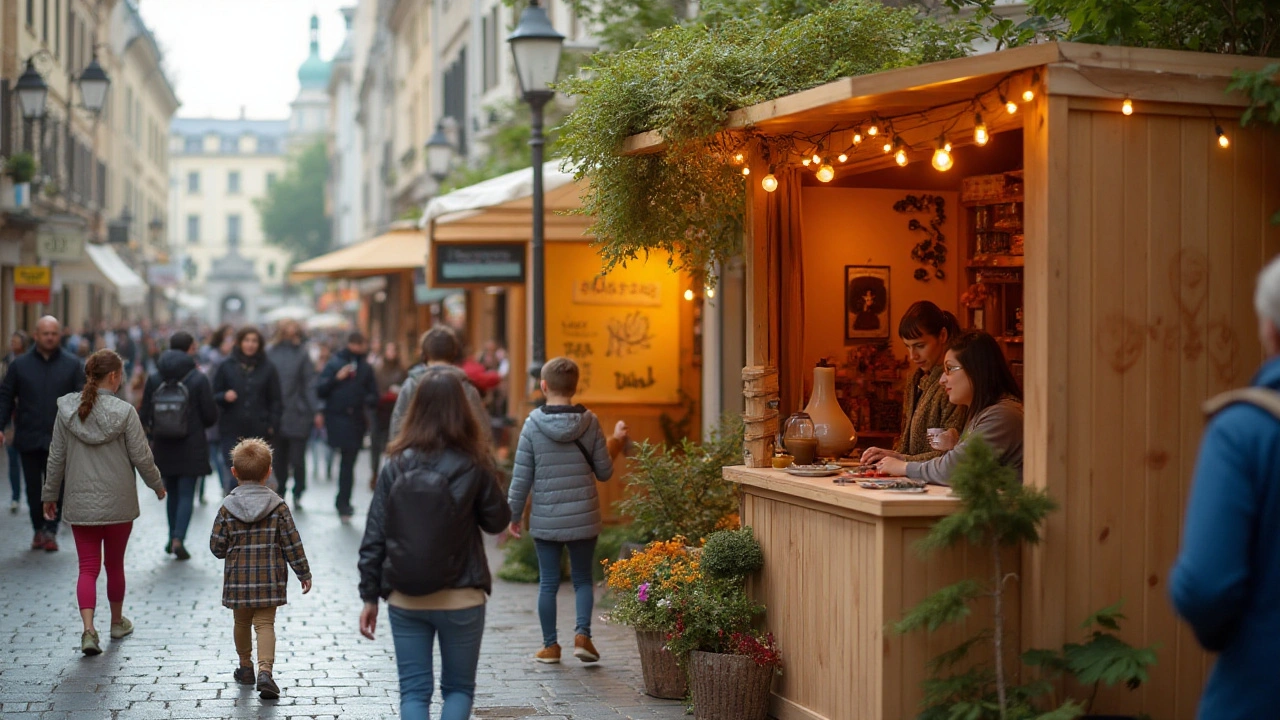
[1047, 65, 1255, 109]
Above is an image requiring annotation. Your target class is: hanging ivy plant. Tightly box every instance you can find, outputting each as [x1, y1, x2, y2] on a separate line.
[893, 194, 948, 282]
[557, 0, 963, 275]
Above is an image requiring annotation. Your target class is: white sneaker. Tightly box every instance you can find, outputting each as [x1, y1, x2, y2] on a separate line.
[9, 501, 18, 514]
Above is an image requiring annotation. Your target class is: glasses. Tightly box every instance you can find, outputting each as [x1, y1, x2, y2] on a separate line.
[943, 363, 964, 375]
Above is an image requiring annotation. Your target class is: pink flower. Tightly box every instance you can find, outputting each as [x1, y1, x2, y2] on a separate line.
[638, 583, 650, 602]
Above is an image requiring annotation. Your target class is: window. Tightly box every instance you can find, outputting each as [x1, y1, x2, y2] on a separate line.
[227, 171, 240, 194]
[186, 215, 200, 244]
[258, 136, 278, 154]
[482, 7, 499, 92]
[54, 0, 60, 57]
[42, 0, 47, 42]
[67, 9, 75, 69]
[124, 87, 133, 135]
[26, 0, 33, 28]
[266, 172, 277, 189]
[220, 135, 238, 154]
[184, 136, 201, 153]
[227, 215, 241, 246]
[187, 171, 200, 194]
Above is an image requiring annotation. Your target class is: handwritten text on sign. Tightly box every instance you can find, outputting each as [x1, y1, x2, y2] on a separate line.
[572, 277, 662, 307]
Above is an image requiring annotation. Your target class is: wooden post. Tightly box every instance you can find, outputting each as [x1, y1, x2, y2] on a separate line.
[742, 145, 780, 467]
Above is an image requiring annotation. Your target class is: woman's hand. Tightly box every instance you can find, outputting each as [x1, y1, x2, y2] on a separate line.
[155, 487, 166, 501]
[223, 389, 238, 403]
[507, 521, 522, 539]
[42, 502, 57, 521]
[931, 429, 960, 452]
[613, 420, 630, 441]
[359, 602, 378, 640]
[860, 447, 902, 464]
[877, 457, 909, 477]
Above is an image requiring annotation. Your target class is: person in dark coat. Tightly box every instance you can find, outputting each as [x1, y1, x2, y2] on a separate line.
[213, 327, 282, 489]
[0, 315, 86, 551]
[140, 331, 219, 560]
[266, 320, 318, 505]
[316, 331, 377, 521]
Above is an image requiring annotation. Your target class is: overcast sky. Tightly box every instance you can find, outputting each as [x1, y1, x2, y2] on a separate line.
[137, 0, 351, 120]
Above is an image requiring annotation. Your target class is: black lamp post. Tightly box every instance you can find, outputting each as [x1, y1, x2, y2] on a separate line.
[14, 59, 49, 121]
[508, 0, 564, 383]
[425, 121, 454, 184]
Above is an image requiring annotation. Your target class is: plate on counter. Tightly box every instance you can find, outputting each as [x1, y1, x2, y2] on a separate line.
[784, 463, 842, 477]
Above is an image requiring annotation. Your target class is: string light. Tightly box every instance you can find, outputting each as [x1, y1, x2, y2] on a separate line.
[683, 289, 695, 301]
[816, 163, 835, 183]
[882, 138, 893, 153]
[893, 137, 908, 167]
[1216, 125, 1230, 149]
[1002, 93, 1017, 114]
[1022, 72, 1038, 103]
[733, 151, 745, 164]
[932, 137, 953, 172]
[801, 157, 811, 167]
[741, 166, 751, 176]
[811, 145, 823, 165]
[705, 286, 716, 299]
[974, 113, 989, 147]
[852, 128, 863, 145]
[867, 119, 879, 137]
[837, 152, 848, 163]
[1122, 97, 1134, 115]
[761, 170, 779, 192]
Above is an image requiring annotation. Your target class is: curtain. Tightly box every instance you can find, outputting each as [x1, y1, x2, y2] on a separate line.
[766, 167, 807, 417]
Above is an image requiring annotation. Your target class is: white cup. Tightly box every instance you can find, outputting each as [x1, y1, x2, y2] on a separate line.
[926, 427, 945, 449]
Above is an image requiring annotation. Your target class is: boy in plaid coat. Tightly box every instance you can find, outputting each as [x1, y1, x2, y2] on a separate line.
[210, 438, 312, 700]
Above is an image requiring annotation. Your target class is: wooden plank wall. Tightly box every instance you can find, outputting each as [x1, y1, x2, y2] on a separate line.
[1029, 106, 1280, 718]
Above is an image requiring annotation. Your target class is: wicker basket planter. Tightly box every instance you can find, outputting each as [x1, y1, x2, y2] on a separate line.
[689, 650, 774, 720]
[635, 630, 688, 699]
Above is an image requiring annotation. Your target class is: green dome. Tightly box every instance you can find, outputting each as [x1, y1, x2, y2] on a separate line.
[297, 15, 331, 89]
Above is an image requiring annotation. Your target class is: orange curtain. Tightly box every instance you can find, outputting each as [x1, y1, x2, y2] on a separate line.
[767, 168, 806, 416]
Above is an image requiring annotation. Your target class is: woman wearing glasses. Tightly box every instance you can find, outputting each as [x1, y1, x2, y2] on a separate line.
[875, 330, 1023, 484]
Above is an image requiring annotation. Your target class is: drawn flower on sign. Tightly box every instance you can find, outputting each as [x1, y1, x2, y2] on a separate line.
[606, 311, 654, 357]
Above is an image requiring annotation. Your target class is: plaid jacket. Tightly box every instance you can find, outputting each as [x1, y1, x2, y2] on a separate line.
[210, 502, 311, 609]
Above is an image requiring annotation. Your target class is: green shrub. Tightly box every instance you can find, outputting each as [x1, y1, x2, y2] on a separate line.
[702, 527, 763, 579]
[5, 152, 36, 184]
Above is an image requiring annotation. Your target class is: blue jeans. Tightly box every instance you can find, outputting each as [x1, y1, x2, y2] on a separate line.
[209, 443, 232, 495]
[388, 604, 486, 720]
[7, 445, 20, 502]
[534, 537, 597, 647]
[164, 476, 198, 543]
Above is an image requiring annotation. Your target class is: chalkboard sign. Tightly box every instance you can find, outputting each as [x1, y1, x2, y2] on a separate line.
[545, 243, 682, 404]
[433, 243, 525, 285]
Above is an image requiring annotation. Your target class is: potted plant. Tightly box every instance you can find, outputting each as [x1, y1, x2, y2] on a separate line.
[5, 152, 37, 208]
[665, 527, 781, 720]
[602, 537, 700, 698]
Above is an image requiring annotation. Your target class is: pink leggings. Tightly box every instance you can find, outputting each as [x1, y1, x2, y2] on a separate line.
[71, 523, 133, 610]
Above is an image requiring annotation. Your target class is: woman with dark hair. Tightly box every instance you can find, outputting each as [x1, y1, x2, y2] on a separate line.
[357, 368, 511, 720]
[213, 327, 282, 493]
[861, 301, 967, 466]
[42, 350, 165, 655]
[876, 330, 1023, 484]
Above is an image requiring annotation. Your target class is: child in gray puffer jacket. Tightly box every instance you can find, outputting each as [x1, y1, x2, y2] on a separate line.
[507, 356, 628, 665]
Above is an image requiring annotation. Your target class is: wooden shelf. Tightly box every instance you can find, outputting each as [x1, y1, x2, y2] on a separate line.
[968, 255, 1024, 268]
[998, 336, 1024, 344]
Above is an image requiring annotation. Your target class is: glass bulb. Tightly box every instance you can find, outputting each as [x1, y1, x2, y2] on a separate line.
[1122, 98, 1134, 115]
[1217, 127, 1230, 149]
[1022, 88, 1034, 102]
[853, 132, 862, 145]
[974, 115, 989, 147]
[932, 146, 953, 172]
[837, 153, 848, 163]
[801, 158, 811, 167]
[683, 289, 695, 301]
[733, 152, 745, 164]
[944, 141, 952, 153]
[1005, 99, 1018, 114]
[761, 173, 779, 192]
[867, 124, 879, 136]
[882, 140, 892, 154]
[812, 152, 822, 165]
[705, 287, 716, 299]
[741, 166, 750, 176]
[815, 164, 835, 183]
[895, 148, 908, 167]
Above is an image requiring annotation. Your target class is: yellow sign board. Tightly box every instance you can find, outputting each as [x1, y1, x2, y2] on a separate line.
[14, 266, 51, 287]
[545, 244, 682, 404]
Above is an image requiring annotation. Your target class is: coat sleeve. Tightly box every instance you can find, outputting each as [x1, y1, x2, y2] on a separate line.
[210, 508, 230, 559]
[362, 364, 379, 409]
[389, 374, 416, 439]
[902, 391, 968, 463]
[906, 404, 1020, 486]
[42, 416, 68, 502]
[507, 421, 536, 521]
[267, 365, 284, 434]
[302, 355, 319, 415]
[0, 358, 19, 427]
[138, 375, 156, 434]
[72, 360, 86, 392]
[124, 408, 164, 492]
[212, 362, 231, 405]
[1169, 408, 1267, 651]
[589, 415, 615, 482]
[276, 505, 312, 582]
[196, 375, 219, 429]
[475, 464, 513, 534]
[315, 358, 340, 400]
[357, 462, 396, 602]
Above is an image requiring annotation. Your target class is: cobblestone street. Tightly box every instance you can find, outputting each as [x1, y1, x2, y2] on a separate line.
[0, 455, 687, 720]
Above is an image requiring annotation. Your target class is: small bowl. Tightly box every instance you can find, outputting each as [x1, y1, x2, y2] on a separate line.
[772, 455, 794, 469]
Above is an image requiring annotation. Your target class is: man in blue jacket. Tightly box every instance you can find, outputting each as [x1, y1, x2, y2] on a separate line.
[1170, 255, 1280, 720]
[0, 316, 86, 552]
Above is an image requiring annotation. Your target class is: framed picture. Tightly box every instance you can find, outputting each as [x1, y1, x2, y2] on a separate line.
[845, 265, 890, 342]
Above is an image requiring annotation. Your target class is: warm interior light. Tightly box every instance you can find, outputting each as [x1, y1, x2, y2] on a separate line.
[932, 140, 953, 172]
[853, 132, 863, 145]
[816, 164, 835, 183]
[683, 289, 695, 301]
[811, 151, 822, 165]
[867, 123, 879, 136]
[705, 286, 716, 299]
[761, 173, 779, 192]
[943, 141, 952, 153]
[801, 157, 811, 167]
[1022, 88, 1034, 102]
[895, 148, 908, 167]
[733, 152, 745, 164]
[1005, 99, 1018, 115]
[882, 140, 892, 153]
[837, 153, 848, 163]
[974, 114, 989, 147]
[1216, 125, 1230, 149]
[1122, 98, 1134, 115]
[741, 166, 750, 176]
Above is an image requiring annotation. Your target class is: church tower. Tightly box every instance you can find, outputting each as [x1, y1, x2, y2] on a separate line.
[289, 14, 332, 144]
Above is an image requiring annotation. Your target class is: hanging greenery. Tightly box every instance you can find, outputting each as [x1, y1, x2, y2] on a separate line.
[557, 0, 963, 275]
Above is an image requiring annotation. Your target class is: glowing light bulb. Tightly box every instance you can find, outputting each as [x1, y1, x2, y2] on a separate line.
[944, 141, 952, 153]
[1216, 125, 1230, 149]
[1005, 98, 1018, 115]
[816, 164, 835, 183]
[733, 152, 745, 164]
[932, 143, 953, 172]
[741, 166, 750, 176]
[853, 132, 863, 145]
[812, 151, 822, 165]
[801, 158, 811, 167]
[974, 114, 989, 147]
[895, 148, 908, 167]
[867, 123, 879, 137]
[705, 286, 716, 299]
[1022, 88, 1034, 102]
[1122, 98, 1133, 115]
[882, 140, 893, 154]
[761, 173, 779, 192]
[683, 289, 695, 302]
[837, 153, 848, 163]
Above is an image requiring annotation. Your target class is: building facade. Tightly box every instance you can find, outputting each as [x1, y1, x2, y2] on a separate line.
[328, 6, 363, 248]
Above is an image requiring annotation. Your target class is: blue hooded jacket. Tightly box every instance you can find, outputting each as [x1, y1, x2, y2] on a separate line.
[1170, 355, 1280, 720]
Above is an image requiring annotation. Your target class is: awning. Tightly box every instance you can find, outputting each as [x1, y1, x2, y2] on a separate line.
[289, 227, 426, 281]
[422, 162, 593, 243]
[55, 244, 147, 306]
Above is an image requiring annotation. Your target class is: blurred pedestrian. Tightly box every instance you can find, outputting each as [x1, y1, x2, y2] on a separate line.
[316, 332, 377, 521]
[140, 331, 219, 561]
[268, 321, 319, 505]
[43, 349, 165, 655]
[213, 327, 282, 494]
[199, 325, 235, 500]
[308, 343, 334, 482]
[2, 330, 29, 513]
[0, 316, 86, 551]
[370, 341, 407, 487]
[390, 327, 489, 453]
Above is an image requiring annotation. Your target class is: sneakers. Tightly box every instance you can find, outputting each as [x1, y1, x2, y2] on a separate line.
[80, 629, 101, 656]
[573, 634, 600, 663]
[534, 643, 562, 664]
[233, 666, 256, 685]
[173, 543, 191, 561]
[109, 617, 134, 639]
[256, 670, 280, 700]
[9, 500, 17, 513]
[31, 531, 45, 550]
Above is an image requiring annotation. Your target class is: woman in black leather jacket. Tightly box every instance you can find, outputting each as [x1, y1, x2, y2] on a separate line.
[356, 368, 510, 720]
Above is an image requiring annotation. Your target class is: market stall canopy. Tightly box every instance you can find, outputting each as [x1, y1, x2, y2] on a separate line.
[55, 243, 147, 306]
[289, 227, 426, 281]
[422, 162, 593, 242]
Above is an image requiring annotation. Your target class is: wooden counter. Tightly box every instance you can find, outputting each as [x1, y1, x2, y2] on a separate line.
[725, 465, 1020, 720]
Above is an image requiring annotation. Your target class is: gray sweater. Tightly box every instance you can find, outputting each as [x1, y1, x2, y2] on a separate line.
[389, 363, 490, 452]
[507, 405, 615, 542]
[906, 396, 1023, 486]
[43, 390, 164, 525]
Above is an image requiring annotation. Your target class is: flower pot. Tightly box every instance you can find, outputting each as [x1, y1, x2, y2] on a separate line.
[13, 182, 30, 209]
[689, 650, 773, 720]
[635, 630, 687, 699]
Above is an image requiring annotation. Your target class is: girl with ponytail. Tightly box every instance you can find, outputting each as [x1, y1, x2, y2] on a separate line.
[42, 349, 165, 656]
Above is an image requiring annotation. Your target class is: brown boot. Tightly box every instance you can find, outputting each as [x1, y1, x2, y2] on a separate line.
[573, 634, 599, 663]
[534, 643, 561, 664]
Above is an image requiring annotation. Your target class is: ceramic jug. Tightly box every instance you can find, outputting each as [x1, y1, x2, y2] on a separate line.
[803, 365, 856, 459]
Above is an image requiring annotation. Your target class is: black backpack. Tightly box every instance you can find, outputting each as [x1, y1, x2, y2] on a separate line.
[151, 370, 196, 440]
[383, 451, 474, 596]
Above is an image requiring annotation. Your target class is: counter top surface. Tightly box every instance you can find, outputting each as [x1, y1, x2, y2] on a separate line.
[723, 465, 962, 518]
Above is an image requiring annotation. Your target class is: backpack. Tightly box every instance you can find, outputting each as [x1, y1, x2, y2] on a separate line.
[152, 369, 197, 440]
[383, 451, 474, 596]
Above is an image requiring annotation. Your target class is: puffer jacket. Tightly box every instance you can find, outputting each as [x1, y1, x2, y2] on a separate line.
[358, 447, 511, 602]
[389, 363, 490, 450]
[507, 405, 615, 542]
[42, 390, 164, 525]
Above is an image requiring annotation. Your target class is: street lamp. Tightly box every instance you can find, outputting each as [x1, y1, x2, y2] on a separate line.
[14, 58, 48, 120]
[425, 121, 454, 183]
[508, 0, 564, 382]
[77, 55, 111, 116]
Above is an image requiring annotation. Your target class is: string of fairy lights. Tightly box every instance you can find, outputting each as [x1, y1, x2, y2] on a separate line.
[725, 69, 1236, 193]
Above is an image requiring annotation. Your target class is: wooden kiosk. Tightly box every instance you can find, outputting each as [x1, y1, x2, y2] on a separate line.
[627, 43, 1280, 719]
